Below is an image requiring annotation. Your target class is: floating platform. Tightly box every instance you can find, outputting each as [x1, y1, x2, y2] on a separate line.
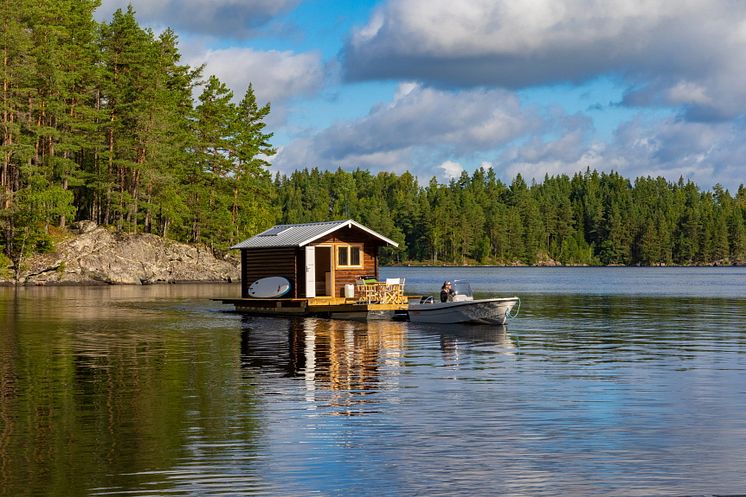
[217, 296, 410, 320]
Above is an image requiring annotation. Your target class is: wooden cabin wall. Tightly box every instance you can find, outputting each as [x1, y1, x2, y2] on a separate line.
[315, 229, 382, 298]
[241, 247, 298, 298]
[334, 243, 378, 297]
[296, 248, 307, 298]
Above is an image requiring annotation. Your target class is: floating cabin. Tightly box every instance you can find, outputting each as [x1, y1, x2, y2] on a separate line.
[219, 220, 409, 319]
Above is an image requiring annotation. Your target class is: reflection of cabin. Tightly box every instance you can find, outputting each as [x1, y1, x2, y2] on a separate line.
[239, 317, 406, 413]
[231, 219, 398, 299]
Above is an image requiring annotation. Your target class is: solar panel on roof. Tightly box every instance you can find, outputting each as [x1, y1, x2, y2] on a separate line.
[257, 226, 292, 237]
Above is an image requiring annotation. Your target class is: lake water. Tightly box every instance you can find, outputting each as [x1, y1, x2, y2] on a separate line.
[1, 267, 746, 496]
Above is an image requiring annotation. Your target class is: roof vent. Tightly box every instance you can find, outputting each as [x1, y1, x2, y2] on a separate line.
[257, 226, 292, 237]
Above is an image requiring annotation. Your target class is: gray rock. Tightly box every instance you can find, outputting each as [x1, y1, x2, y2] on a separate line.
[6, 221, 239, 285]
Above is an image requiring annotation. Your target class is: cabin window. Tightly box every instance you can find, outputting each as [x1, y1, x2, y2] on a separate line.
[351, 246, 361, 266]
[336, 245, 363, 268]
[337, 246, 348, 266]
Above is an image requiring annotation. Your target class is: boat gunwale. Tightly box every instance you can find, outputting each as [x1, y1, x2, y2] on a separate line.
[408, 296, 519, 311]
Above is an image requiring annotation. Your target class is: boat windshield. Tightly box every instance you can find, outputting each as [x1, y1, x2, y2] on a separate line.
[451, 280, 473, 298]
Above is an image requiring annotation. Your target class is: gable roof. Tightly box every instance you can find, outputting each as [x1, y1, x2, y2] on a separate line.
[231, 219, 398, 249]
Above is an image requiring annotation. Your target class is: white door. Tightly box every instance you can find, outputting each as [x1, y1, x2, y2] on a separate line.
[304, 246, 316, 298]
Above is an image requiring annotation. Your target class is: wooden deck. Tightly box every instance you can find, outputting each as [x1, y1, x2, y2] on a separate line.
[217, 296, 409, 320]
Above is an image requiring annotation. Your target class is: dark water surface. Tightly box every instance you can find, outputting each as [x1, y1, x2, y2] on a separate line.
[2, 267, 746, 496]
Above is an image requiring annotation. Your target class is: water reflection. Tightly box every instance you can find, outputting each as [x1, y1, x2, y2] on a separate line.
[0, 285, 261, 497]
[513, 294, 746, 368]
[3, 279, 746, 496]
[411, 324, 515, 368]
[388, 265, 746, 297]
[240, 317, 406, 416]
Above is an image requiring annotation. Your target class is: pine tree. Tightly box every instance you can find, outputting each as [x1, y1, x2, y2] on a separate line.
[229, 84, 276, 244]
[1, 0, 37, 259]
[191, 75, 236, 244]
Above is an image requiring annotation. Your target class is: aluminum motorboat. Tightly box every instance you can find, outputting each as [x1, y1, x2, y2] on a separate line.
[406, 280, 519, 325]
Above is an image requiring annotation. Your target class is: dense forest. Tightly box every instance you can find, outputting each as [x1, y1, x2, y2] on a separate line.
[1, 1, 276, 272]
[276, 168, 746, 266]
[2, 2, 745, 271]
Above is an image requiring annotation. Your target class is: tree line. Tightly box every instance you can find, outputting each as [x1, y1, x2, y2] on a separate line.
[1, 2, 275, 272]
[275, 167, 746, 266]
[2, 2, 744, 270]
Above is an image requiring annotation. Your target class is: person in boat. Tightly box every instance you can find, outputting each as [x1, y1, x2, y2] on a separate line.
[440, 281, 454, 302]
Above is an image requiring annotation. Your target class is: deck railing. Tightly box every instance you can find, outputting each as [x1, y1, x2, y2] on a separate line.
[355, 278, 406, 305]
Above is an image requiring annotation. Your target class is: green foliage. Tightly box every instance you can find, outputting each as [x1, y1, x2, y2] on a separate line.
[2, 2, 744, 267]
[274, 168, 746, 267]
[1, 2, 274, 257]
[0, 252, 11, 278]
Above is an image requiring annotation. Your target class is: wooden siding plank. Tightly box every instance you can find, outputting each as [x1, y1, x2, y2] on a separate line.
[238, 225, 390, 299]
[325, 242, 379, 297]
[242, 247, 298, 297]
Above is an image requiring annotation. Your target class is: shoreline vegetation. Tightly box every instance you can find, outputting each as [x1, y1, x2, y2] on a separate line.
[2, 2, 745, 280]
[3, 220, 741, 287]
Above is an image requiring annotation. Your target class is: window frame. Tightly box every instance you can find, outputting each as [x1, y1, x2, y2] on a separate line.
[335, 243, 364, 269]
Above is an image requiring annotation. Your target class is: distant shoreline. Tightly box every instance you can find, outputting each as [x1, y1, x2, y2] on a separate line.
[3, 263, 742, 288]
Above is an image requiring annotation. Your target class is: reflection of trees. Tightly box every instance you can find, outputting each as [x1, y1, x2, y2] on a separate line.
[240, 317, 305, 376]
[0, 292, 261, 496]
[240, 317, 407, 415]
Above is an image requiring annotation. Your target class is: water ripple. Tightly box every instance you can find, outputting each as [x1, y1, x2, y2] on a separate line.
[2, 281, 746, 496]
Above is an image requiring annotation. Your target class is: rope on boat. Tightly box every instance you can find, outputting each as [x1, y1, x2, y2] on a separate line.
[506, 298, 521, 319]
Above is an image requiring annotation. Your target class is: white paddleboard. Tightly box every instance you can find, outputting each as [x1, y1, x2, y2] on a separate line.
[248, 276, 291, 298]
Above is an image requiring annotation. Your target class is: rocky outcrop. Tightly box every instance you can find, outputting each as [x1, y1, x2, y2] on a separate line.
[534, 251, 562, 267]
[5, 221, 239, 285]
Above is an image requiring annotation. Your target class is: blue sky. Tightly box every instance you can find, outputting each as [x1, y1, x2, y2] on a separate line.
[96, 0, 746, 190]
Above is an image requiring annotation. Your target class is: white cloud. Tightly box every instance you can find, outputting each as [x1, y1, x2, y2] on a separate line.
[497, 117, 746, 191]
[439, 160, 463, 180]
[96, 0, 298, 37]
[343, 0, 746, 121]
[273, 79, 744, 190]
[272, 84, 540, 176]
[394, 82, 419, 101]
[666, 81, 712, 106]
[188, 48, 324, 105]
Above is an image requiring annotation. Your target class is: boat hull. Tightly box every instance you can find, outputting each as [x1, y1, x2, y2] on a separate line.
[407, 297, 519, 325]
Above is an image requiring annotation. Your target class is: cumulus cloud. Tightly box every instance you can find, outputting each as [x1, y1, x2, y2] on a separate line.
[498, 117, 746, 190]
[272, 79, 744, 189]
[439, 160, 464, 179]
[97, 0, 299, 38]
[188, 48, 324, 105]
[272, 83, 541, 176]
[343, 0, 746, 120]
